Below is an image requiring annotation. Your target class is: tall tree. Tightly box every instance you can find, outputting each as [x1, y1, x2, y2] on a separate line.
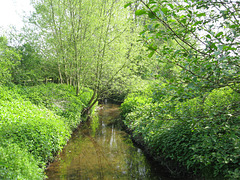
[29, 0, 136, 111]
[126, 0, 240, 97]
[0, 36, 21, 85]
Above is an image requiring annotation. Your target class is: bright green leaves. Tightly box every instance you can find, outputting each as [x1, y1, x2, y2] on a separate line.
[135, 9, 147, 16]
[215, 32, 223, 38]
[0, 143, 45, 180]
[122, 83, 240, 178]
[148, 51, 155, 58]
[147, 45, 157, 58]
[0, 36, 21, 85]
[124, 2, 133, 8]
[160, 7, 169, 15]
[168, 3, 174, 9]
[121, 1, 240, 178]
[0, 85, 70, 179]
[0, 83, 94, 179]
[30, 0, 135, 100]
[138, 0, 239, 92]
[196, 12, 206, 17]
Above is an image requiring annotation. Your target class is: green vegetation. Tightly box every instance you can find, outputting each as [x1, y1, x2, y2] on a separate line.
[0, 143, 45, 180]
[121, 1, 240, 179]
[0, 0, 239, 179]
[0, 84, 93, 179]
[15, 83, 93, 130]
[121, 84, 240, 178]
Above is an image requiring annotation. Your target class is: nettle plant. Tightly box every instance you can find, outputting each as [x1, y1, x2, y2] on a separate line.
[125, 0, 240, 95]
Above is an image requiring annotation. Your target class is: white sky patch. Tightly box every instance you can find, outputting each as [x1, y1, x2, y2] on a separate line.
[0, 0, 34, 31]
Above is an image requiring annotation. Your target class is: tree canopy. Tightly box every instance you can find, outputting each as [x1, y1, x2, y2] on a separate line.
[126, 0, 239, 96]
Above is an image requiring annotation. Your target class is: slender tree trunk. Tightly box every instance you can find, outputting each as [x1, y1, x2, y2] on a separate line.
[58, 64, 63, 83]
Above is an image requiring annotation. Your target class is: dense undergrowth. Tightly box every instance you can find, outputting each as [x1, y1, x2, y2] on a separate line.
[121, 84, 240, 179]
[15, 83, 93, 130]
[0, 83, 93, 179]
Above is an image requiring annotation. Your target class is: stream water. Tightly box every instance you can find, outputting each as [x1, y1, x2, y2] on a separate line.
[45, 104, 173, 180]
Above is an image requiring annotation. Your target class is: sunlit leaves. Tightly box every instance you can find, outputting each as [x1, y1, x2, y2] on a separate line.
[148, 51, 155, 58]
[215, 32, 223, 38]
[134, 0, 240, 94]
[0, 36, 21, 85]
[196, 12, 206, 17]
[168, 3, 174, 9]
[121, 1, 240, 178]
[124, 2, 132, 8]
[0, 83, 94, 179]
[0, 143, 45, 180]
[135, 9, 147, 16]
[122, 84, 240, 178]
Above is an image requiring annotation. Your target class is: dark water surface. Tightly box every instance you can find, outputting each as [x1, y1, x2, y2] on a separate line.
[45, 104, 172, 180]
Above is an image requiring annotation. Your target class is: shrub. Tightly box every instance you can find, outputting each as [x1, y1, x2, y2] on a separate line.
[0, 98, 70, 162]
[122, 86, 240, 178]
[0, 83, 94, 179]
[121, 87, 153, 118]
[0, 142, 45, 180]
[15, 83, 93, 129]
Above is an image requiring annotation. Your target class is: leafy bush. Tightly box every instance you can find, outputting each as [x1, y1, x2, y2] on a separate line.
[174, 87, 240, 177]
[121, 87, 153, 117]
[0, 142, 45, 180]
[0, 96, 70, 163]
[122, 86, 240, 178]
[0, 83, 93, 179]
[15, 83, 93, 129]
[0, 36, 21, 85]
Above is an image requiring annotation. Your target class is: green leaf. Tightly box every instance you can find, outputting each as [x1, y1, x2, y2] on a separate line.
[194, 21, 202, 25]
[148, 45, 157, 51]
[193, 77, 197, 82]
[181, 18, 187, 24]
[206, 34, 211, 39]
[168, 4, 174, 9]
[188, 82, 195, 89]
[148, 12, 156, 19]
[210, 43, 217, 50]
[196, 13, 206, 17]
[149, 0, 157, 4]
[135, 9, 147, 16]
[161, 7, 168, 14]
[154, 24, 160, 28]
[229, 24, 237, 28]
[215, 32, 223, 38]
[168, 19, 176, 23]
[148, 51, 155, 58]
[140, 29, 147, 35]
[223, 46, 229, 50]
[228, 47, 237, 50]
[124, 2, 133, 8]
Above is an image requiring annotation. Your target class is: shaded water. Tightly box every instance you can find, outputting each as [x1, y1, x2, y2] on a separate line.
[46, 104, 172, 180]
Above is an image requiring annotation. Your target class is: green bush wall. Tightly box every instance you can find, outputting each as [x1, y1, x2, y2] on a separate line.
[121, 86, 240, 179]
[0, 83, 93, 179]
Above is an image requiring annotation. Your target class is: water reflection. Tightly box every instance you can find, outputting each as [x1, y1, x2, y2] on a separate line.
[46, 104, 171, 180]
